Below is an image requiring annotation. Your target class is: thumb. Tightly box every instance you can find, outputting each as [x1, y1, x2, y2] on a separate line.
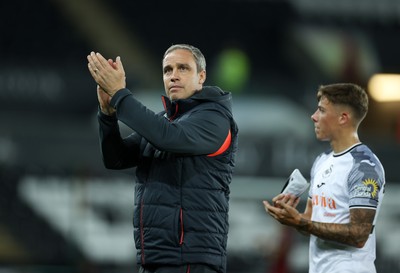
[263, 200, 274, 210]
[116, 56, 125, 72]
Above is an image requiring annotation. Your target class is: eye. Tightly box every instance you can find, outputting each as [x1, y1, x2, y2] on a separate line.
[178, 64, 190, 72]
[163, 67, 172, 75]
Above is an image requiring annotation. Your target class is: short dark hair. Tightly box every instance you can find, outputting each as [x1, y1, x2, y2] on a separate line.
[317, 83, 369, 122]
[163, 44, 206, 73]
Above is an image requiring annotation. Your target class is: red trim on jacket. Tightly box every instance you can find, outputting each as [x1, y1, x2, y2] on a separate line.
[179, 208, 184, 245]
[207, 129, 231, 157]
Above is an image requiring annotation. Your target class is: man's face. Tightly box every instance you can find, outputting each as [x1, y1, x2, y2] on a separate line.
[311, 96, 341, 141]
[162, 49, 206, 101]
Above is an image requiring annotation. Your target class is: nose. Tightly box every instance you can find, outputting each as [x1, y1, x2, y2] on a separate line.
[311, 111, 318, 122]
[170, 68, 180, 81]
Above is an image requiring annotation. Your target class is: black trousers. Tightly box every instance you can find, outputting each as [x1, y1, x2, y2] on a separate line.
[138, 264, 219, 273]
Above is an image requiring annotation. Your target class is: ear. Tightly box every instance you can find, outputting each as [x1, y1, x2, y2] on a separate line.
[339, 112, 350, 125]
[199, 70, 206, 84]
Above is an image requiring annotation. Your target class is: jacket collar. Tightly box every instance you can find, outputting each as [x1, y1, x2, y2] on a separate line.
[161, 96, 202, 120]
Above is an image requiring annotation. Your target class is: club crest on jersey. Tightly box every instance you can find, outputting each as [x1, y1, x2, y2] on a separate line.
[354, 178, 379, 199]
[322, 165, 333, 178]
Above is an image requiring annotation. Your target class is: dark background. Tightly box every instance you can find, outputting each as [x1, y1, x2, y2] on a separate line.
[1, 0, 400, 272]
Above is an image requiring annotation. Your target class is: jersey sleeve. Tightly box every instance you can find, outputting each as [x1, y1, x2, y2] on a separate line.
[348, 150, 385, 209]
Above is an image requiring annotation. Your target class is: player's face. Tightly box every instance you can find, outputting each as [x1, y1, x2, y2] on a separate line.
[162, 49, 206, 101]
[311, 96, 341, 141]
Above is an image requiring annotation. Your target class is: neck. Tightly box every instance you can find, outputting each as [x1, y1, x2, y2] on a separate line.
[330, 132, 360, 154]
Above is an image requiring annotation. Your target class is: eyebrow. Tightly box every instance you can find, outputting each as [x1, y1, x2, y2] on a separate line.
[163, 63, 191, 71]
[318, 104, 326, 111]
[176, 63, 191, 69]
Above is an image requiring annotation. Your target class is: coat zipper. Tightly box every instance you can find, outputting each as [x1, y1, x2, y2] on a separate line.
[140, 199, 145, 264]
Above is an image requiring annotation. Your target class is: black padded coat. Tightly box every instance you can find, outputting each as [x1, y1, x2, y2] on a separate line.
[98, 86, 238, 273]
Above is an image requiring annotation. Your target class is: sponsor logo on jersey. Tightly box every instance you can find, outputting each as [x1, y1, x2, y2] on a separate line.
[353, 178, 379, 199]
[323, 212, 337, 217]
[312, 194, 336, 209]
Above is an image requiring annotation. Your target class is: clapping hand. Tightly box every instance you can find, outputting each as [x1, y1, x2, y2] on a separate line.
[87, 52, 126, 97]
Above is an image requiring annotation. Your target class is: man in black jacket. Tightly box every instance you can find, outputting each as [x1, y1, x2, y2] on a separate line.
[87, 44, 238, 273]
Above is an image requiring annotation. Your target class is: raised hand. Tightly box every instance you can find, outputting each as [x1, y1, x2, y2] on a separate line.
[263, 199, 302, 227]
[87, 52, 126, 96]
[272, 193, 300, 208]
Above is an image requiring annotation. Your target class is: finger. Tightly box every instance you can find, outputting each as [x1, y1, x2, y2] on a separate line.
[293, 197, 300, 207]
[107, 58, 117, 69]
[290, 196, 300, 207]
[263, 201, 273, 212]
[282, 194, 290, 203]
[285, 194, 296, 205]
[116, 56, 125, 72]
[263, 201, 280, 214]
[87, 54, 100, 74]
[87, 62, 98, 79]
[263, 201, 277, 218]
[93, 52, 109, 69]
[272, 193, 285, 203]
[87, 52, 97, 67]
[262, 200, 269, 210]
[275, 200, 288, 210]
[88, 52, 106, 72]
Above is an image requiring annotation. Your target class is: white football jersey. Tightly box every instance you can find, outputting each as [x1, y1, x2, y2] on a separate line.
[308, 143, 385, 273]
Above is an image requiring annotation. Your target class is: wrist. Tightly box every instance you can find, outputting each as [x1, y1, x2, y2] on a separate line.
[110, 86, 126, 97]
[100, 106, 116, 116]
[297, 217, 311, 231]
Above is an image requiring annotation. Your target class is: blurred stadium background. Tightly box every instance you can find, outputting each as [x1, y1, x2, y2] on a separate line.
[1, 0, 400, 272]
